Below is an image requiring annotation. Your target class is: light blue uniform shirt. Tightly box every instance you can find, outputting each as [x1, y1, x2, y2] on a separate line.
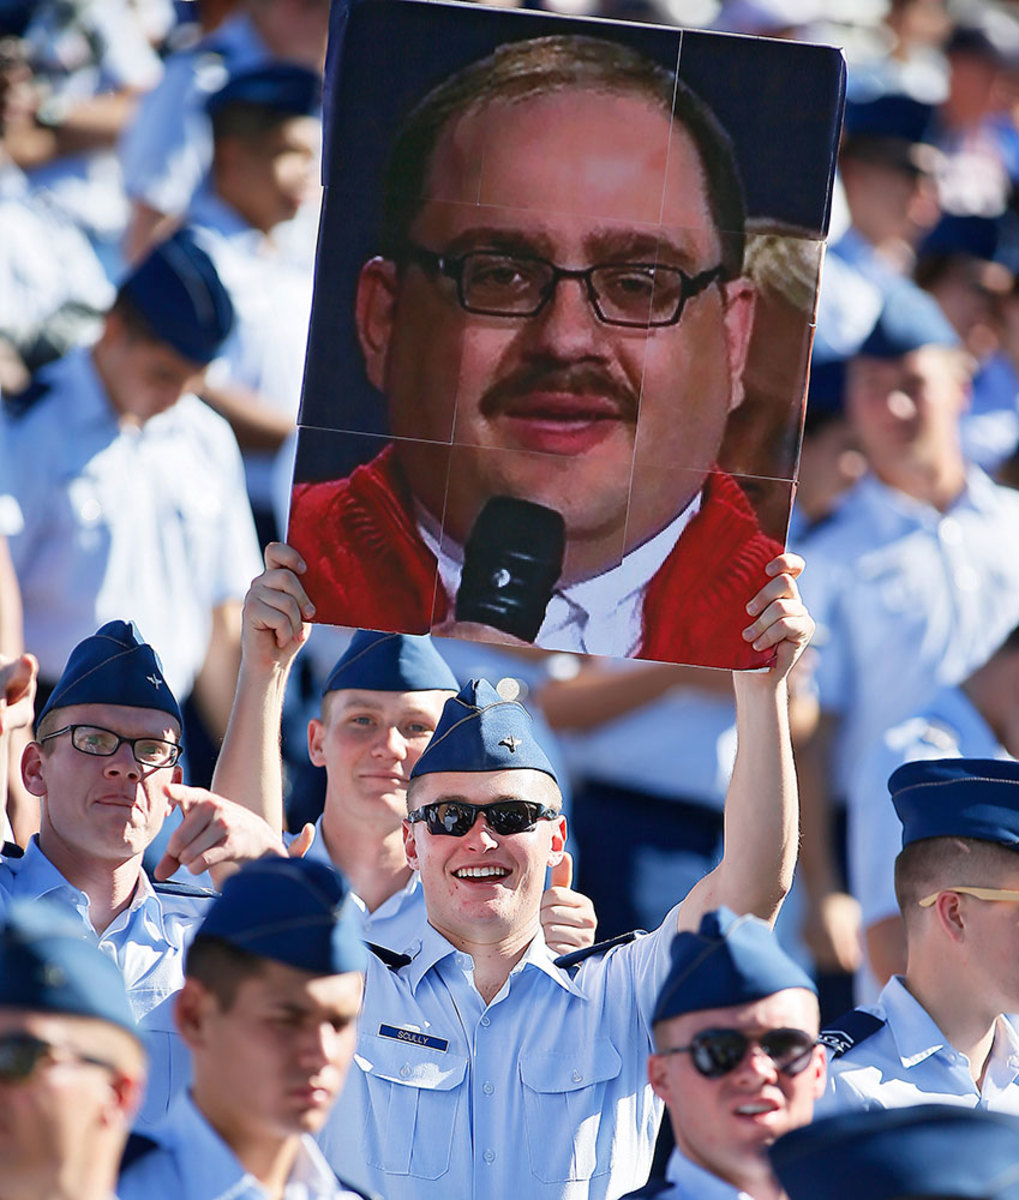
[1, 346, 262, 697]
[319, 907, 677, 1200]
[0, 162, 113, 359]
[819, 976, 1019, 1116]
[119, 14, 269, 218]
[119, 1091, 363, 1200]
[796, 469, 1019, 799]
[621, 1148, 752, 1199]
[0, 839, 212, 1127]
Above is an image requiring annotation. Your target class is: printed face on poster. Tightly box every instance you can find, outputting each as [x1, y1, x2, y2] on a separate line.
[288, 0, 845, 669]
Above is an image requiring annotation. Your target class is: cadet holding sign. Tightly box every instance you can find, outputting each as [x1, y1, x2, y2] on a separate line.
[316, 559, 813, 1199]
[288, 4, 843, 669]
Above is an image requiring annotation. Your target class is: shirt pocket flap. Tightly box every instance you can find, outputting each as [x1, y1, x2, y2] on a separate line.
[356, 1032, 467, 1091]
[519, 1039, 622, 1094]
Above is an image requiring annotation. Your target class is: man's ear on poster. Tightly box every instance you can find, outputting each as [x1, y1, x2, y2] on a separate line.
[355, 255, 400, 394]
[718, 275, 757, 414]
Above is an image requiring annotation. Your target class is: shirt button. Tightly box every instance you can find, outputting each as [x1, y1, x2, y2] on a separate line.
[400, 1064, 411, 1079]
[480, 1016, 491, 1027]
[484, 1150, 496, 1164]
[939, 517, 961, 545]
[483, 1081, 494, 1095]
[571, 1070, 583, 1083]
[79, 497, 102, 524]
[456, 954, 470, 969]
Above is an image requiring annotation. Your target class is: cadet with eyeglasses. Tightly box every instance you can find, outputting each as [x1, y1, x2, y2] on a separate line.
[0, 900, 149, 1200]
[817, 758, 1019, 1116]
[313, 562, 812, 1200]
[0, 620, 298, 1127]
[620, 907, 826, 1200]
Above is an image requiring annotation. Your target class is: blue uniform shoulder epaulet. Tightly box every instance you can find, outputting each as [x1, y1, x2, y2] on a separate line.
[2, 375, 52, 420]
[334, 1174, 382, 1199]
[150, 878, 218, 899]
[1, 841, 25, 859]
[618, 1178, 673, 1198]
[120, 1131, 161, 1171]
[367, 941, 412, 970]
[819, 1008, 886, 1058]
[554, 930, 640, 971]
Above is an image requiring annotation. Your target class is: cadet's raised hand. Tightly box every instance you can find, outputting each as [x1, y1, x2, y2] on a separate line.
[541, 852, 598, 954]
[741, 553, 814, 679]
[241, 542, 315, 672]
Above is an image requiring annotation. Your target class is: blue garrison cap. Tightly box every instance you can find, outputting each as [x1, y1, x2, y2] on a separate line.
[119, 227, 234, 365]
[652, 908, 816, 1025]
[770, 1106, 1019, 1200]
[207, 63, 321, 119]
[409, 679, 557, 783]
[920, 213, 1003, 263]
[39, 620, 182, 728]
[842, 93, 937, 173]
[858, 279, 960, 360]
[891, 758, 1019, 849]
[323, 630, 458, 698]
[844, 93, 934, 145]
[0, 901, 140, 1039]
[947, 17, 1019, 71]
[194, 857, 367, 975]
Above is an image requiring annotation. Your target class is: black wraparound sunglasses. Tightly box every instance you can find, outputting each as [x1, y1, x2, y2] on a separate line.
[657, 1027, 818, 1079]
[407, 799, 560, 837]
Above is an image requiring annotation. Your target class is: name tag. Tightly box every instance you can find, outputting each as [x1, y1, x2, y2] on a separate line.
[379, 1023, 449, 1053]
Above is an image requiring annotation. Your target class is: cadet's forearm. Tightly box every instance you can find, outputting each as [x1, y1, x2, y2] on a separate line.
[677, 670, 796, 930]
[211, 657, 291, 835]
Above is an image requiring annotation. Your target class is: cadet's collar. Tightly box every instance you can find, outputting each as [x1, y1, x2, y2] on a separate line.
[525, 932, 587, 999]
[187, 190, 259, 246]
[402, 924, 585, 998]
[10, 837, 83, 905]
[402, 922, 462, 993]
[667, 1148, 753, 1199]
[883, 976, 951, 1067]
[174, 1093, 258, 1199]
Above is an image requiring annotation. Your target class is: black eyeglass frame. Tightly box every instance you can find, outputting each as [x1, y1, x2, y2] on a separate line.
[401, 243, 727, 329]
[406, 798, 561, 837]
[0, 1032, 119, 1083]
[656, 1026, 819, 1079]
[38, 723, 183, 768]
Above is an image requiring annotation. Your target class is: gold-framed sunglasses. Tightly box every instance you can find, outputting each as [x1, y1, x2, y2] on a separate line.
[918, 886, 1019, 908]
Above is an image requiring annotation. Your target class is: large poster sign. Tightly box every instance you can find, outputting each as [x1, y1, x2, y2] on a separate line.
[288, 0, 845, 668]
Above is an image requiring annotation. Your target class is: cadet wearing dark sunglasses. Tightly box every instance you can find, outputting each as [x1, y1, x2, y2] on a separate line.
[406, 798, 561, 837]
[622, 910, 825, 1200]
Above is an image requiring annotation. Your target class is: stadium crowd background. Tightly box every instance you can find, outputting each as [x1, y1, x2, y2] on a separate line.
[4, 0, 1019, 1191]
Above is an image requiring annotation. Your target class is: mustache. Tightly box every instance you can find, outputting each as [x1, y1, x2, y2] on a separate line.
[479, 361, 639, 421]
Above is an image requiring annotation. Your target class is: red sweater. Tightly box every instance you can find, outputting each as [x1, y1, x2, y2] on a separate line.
[289, 445, 783, 670]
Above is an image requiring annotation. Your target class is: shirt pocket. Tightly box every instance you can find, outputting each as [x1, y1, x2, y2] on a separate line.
[356, 1031, 468, 1179]
[519, 1039, 623, 1183]
[134, 993, 191, 1128]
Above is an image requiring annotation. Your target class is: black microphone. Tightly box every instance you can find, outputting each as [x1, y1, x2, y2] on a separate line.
[455, 496, 566, 642]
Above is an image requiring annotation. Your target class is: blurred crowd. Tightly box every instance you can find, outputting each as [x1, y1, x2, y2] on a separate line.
[5, 0, 1019, 1196]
